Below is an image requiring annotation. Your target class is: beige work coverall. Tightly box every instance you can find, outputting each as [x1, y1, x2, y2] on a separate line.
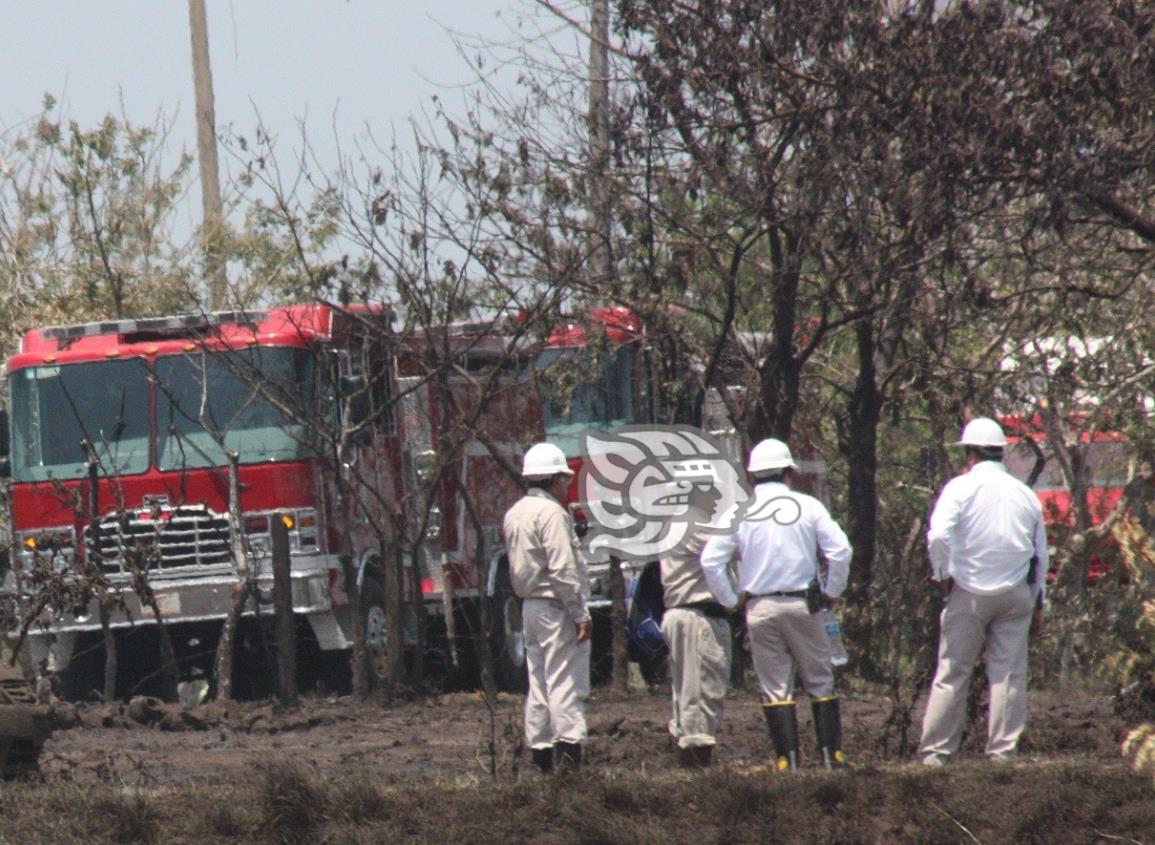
[660, 536, 732, 749]
[504, 488, 591, 749]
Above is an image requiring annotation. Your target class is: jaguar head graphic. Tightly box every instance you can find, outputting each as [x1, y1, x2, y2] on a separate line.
[578, 426, 749, 560]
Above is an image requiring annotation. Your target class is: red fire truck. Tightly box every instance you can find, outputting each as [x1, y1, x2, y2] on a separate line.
[0, 305, 544, 697]
[1001, 414, 1130, 582]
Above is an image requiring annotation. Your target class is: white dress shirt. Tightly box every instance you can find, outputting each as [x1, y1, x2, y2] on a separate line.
[926, 460, 1048, 604]
[700, 482, 853, 610]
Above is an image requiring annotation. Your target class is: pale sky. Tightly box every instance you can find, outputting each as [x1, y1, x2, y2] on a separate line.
[1, 1, 532, 183]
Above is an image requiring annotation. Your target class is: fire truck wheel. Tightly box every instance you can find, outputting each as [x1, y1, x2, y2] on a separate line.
[491, 566, 528, 693]
[360, 576, 389, 687]
[56, 632, 106, 702]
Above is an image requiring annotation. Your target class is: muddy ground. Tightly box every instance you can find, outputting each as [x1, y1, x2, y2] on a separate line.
[30, 681, 1129, 783]
[3, 680, 1153, 844]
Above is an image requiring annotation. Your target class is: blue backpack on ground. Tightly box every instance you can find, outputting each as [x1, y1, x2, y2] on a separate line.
[626, 562, 667, 660]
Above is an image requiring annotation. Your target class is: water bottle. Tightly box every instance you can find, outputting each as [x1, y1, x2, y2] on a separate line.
[822, 609, 849, 666]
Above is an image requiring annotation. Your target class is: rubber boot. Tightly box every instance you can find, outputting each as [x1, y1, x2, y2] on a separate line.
[763, 701, 800, 771]
[530, 746, 554, 775]
[677, 745, 714, 769]
[555, 741, 583, 770]
[812, 695, 846, 769]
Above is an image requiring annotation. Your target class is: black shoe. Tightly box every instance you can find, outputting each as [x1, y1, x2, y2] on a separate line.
[554, 741, 583, 769]
[530, 746, 554, 774]
[678, 745, 714, 768]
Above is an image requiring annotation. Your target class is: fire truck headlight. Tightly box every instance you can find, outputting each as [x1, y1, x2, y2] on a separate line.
[294, 509, 319, 549]
[241, 509, 319, 553]
[16, 527, 77, 571]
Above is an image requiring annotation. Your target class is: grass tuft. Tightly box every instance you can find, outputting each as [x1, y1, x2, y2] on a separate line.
[256, 757, 329, 844]
[90, 790, 158, 845]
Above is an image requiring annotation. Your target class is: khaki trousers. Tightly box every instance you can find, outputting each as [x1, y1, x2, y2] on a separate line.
[523, 598, 591, 749]
[661, 608, 732, 748]
[919, 582, 1033, 764]
[746, 595, 835, 702]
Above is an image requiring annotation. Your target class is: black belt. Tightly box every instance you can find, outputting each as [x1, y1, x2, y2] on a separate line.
[673, 601, 729, 619]
[754, 590, 808, 599]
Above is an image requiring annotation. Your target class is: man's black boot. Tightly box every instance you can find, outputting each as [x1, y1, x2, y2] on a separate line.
[555, 741, 583, 770]
[763, 701, 800, 771]
[530, 746, 554, 774]
[812, 695, 846, 769]
[677, 745, 714, 768]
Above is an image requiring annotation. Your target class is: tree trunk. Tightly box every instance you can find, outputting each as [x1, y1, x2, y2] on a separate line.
[843, 319, 882, 677]
[151, 607, 180, 703]
[462, 490, 497, 703]
[750, 227, 804, 441]
[341, 552, 369, 698]
[215, 452, 254, 701]
[100, 603, 117, 703]
[213, 584, 253, 701]
[475, 557, 498, 705]
[383, 541, 406, 698]
[411, 556, 428, 691]
[272, 515, 298, 708]
[608, 556, 629, 692]
[845, 319, 881, 599]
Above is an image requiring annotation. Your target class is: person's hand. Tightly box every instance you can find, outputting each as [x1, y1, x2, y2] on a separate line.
[1031, 603, 1044, 637]
[576, 619, 593, 643]
[937, 577, 954, 596]
[732, 592, 750, 616]
[822, 594, 840, 609]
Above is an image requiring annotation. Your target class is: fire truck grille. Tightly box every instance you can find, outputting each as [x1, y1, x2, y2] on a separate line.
[88, 506, 233, 573]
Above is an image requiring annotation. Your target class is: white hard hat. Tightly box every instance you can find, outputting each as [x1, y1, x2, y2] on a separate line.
[746, 438, 798, 473]
[956, 417, 1007, 448]
[521, 442, 574, 479]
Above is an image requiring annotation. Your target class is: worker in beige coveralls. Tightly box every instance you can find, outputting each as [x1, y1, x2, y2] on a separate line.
[660, 520, 733, 769]
[503, 442, 592, 774]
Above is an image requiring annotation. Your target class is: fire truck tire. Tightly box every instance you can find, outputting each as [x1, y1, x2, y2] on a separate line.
[360, 576, 389, 689]
[491, 566, 528, 693]
[56, 634, 105, 702]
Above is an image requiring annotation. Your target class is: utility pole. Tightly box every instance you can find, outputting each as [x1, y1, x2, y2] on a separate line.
[588, 0, 630, 693]
[188, 0, 228, 309]
[588, 0, 612, 285]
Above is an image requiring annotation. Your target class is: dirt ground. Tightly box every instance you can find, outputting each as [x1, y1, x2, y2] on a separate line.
[3, 681, 1153, 844]
[30, 680, 1130, 783]
[0, 679, 1149, 844]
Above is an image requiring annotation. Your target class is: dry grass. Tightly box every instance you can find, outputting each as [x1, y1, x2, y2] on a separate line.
[1, 756, 1153, 844]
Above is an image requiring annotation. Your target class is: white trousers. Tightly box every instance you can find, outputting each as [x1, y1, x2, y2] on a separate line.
[661, 608, 731, 748]
[523, 598, 590, 749]
[746, 596, 835, 702]
[919, 582, 1033, 764]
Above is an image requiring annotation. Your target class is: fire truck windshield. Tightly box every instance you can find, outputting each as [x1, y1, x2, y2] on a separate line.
[7, 348, 315, 482]
[534, 346, 634, 455]
[156, 348, 315, 470]
[9, 359, 152, 482]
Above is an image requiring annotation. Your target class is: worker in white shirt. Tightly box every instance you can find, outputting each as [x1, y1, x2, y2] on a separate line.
[700, 439, 853, 770]
[504, 442, 592, 773]
[919, 417, 1048, 766]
